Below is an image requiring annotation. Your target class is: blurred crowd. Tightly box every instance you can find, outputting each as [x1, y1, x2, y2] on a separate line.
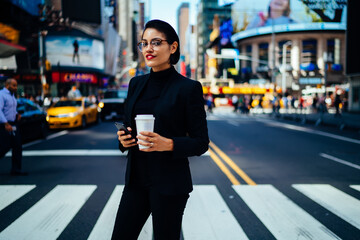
[204, 92, 348, 116]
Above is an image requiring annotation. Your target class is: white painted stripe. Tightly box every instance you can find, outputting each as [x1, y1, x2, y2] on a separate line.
[0, 185, 36, 211]
[227, 120, 240, 127]
[232, 185, 340, 240]
[0, 185, 96, 240]
[183, 185, 249, 240]
[88, 186, 123, 240]
[139, 217, 153, 240]
[257, 118, 360, 144]
[22, 130, 69, 148]
[350, 185, 360, 192]
[6, 150, 208, 157]
[46, 130, 69, 140]
[293, 184, 360, 229]
[320, 153, 360, 170]
[6, 149, 127, 157]
[87, 185, 152, 240]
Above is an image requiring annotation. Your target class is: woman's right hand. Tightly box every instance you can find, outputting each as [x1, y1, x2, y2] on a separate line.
[117, 127, 137, 148]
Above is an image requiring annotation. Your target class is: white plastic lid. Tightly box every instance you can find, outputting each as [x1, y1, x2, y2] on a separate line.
[135, 114, 155, 120]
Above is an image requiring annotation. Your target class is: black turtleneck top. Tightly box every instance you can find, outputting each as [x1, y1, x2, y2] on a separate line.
[130, 66, 175, 187]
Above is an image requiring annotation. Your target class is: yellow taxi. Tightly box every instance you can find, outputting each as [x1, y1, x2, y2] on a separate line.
[46, 97, 99, 129]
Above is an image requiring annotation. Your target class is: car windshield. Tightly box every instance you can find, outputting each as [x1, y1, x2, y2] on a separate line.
[104, 91, 127, 99]
[54, 100, 82, 107]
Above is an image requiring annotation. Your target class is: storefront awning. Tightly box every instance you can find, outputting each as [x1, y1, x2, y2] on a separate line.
[0, 39, 26, 58]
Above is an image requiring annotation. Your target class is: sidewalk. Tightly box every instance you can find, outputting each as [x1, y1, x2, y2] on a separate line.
[211, 106, 360, 131]
[254, 108, 360, 131]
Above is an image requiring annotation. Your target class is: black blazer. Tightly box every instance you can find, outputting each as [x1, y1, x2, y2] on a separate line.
[119, 68, 209, 195]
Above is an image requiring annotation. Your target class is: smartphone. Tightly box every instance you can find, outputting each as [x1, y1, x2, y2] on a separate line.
[115, 122, 131, 135]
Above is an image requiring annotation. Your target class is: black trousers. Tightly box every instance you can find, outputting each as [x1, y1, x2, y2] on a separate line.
[111, 185, 189, 240]
[0, 125, 22, 172]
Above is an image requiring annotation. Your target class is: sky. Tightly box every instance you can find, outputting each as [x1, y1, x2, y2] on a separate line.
[149, 0, 199, 33]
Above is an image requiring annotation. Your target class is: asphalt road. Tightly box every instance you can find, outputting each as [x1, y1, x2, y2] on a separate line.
[1, 109, 360, 240]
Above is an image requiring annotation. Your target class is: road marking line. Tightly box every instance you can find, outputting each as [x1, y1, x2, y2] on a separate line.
[208, 149, 240, 185]
[87, 185, 123, 240]
[257, 118, 360, 144]
[183, 185, 249, 240]
[6, 149, 127, 157]
[87, 185, 153, 240]
[6, 150, 208, 157]
[227, 120, 240, 127]
[350, 185, 360, 192]
[233, 185, 340, 240]
[320, 153, 360, 170]
[0, 185, 97, 240]
[293, 184, 360, 229]
[210, 141, 256, 185]
[0, 185, 36, 211]
[22, 130, 69, 148]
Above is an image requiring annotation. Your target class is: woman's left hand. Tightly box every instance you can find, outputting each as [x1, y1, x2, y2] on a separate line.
[137, 131, 173, 152]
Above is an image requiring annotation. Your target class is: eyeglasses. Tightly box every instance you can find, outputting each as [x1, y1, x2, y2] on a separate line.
[137, 38, 170, 51]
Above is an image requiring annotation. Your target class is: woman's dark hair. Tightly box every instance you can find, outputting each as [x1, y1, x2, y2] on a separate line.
[142, 19, 180, 65]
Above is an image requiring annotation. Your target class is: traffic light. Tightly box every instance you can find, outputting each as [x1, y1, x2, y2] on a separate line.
[45, 60, 51, 71]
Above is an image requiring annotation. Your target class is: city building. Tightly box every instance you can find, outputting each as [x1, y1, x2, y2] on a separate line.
[196, 0, 231, 80]
[177, 2, 189, 76]
[230, 0, 347, 101]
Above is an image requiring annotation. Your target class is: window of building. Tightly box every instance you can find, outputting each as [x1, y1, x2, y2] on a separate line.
[327, 38, 341, 64]
[245, 45, 252, 68]
[301, 39, 317, 71]
[278, 40, 291, 66]
[259, 43, 269, 67]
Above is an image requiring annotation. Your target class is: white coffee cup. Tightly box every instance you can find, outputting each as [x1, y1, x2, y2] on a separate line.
[135, 114, 155, 149]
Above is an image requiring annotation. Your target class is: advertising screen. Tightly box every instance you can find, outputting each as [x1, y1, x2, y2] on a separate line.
[231, 0, 347, 42]
[45, 36, 105, 71]
[8, 0, 43, 16]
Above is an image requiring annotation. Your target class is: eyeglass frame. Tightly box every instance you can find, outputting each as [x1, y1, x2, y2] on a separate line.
[137, 38, 171, 51]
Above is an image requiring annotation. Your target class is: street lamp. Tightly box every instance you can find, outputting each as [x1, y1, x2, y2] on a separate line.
[281, 41, 291, 94]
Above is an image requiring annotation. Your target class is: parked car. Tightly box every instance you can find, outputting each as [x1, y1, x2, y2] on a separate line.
[46, 97, 99, 129]
[98, 89, 128, 120]
[16, 98, 48, 142]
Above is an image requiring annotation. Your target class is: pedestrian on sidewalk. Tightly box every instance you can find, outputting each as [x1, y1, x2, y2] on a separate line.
[334, 93, 342, 117]
[112, 19, 209, 240]
[0, 78, 27, 176]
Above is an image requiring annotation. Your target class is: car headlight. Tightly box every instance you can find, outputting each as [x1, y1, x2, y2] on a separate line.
[98, 102, 104, 108]
[46, 116, 50, 121]
[68, 112, 79, 117]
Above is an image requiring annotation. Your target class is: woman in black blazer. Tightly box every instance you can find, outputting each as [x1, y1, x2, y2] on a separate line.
[111, 20, 209, 240]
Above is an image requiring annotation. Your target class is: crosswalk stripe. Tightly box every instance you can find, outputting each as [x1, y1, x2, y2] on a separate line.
[350, 185, 360, 192]
[87, 185, 152, 240]
[183, 185, 249, 240]
[232, 185, 340, 240]
[0, 185, 97, 240]
[0, 185, 36, 211]
[293, 184, 360, 230]
[87, 186, 123, 240]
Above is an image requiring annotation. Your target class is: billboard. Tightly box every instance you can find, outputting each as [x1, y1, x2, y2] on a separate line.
[62, 0, 101, 24]
[45, 36, 105, 71]
[7, 0, 43, 16]
[231, 0, 347, 42]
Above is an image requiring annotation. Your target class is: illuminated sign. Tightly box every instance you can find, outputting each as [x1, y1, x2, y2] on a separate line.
[52, 72, 98, 84]
[46, 35, 105, 70]
[231, 0, 347, 42]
